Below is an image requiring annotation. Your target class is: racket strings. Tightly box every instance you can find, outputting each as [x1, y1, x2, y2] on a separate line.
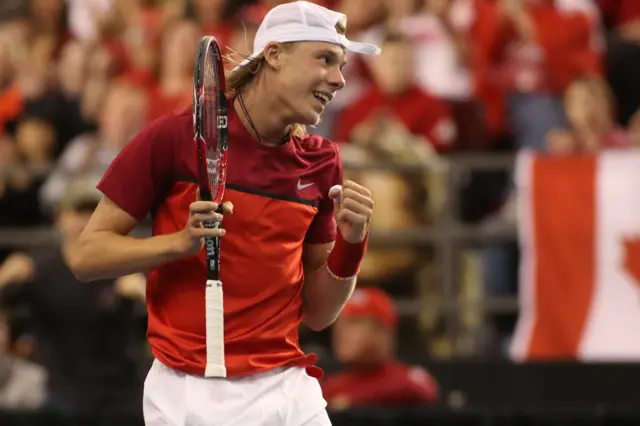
[204, 50, 223, 202]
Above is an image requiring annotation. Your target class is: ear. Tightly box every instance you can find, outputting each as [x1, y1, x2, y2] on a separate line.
[263, 42, 287, 71]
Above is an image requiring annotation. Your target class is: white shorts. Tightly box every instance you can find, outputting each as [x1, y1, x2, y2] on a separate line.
[143, 359, 331, 426]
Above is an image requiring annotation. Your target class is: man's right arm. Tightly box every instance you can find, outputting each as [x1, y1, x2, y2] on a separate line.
[65, 113, 229, 282]
[65, 114, 181, 282]
[67, 195, 229, 282]
[65, 196, 185, 282]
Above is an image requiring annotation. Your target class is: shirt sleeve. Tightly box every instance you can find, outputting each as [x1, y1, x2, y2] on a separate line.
[97, 114, 178, 221]
[304, 143, 343, 244]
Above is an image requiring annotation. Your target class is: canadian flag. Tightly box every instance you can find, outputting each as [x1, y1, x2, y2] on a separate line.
[510, 150, 640, 362]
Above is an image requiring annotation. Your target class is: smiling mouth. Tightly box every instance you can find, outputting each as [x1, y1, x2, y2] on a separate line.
[313, 91, 331, 106]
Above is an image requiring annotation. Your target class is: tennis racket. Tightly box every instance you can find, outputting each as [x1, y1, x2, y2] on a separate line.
[193, 36, 228, 377]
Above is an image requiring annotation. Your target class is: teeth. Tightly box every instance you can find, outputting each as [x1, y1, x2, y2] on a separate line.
[314, 92, 329, 103]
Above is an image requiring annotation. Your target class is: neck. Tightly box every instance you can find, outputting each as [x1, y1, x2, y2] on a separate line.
[233, 81, 293, 146]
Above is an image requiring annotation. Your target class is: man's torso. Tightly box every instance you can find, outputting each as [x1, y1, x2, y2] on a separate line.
[143, 108, 340, 377]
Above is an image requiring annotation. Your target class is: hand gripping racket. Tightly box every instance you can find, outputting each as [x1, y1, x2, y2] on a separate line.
[193, 36, 228, 377]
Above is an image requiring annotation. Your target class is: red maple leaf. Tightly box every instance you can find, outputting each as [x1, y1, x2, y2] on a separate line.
[622, 237, 640, 288]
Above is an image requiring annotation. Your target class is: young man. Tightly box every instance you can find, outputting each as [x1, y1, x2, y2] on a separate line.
[66, 2, 379, 425]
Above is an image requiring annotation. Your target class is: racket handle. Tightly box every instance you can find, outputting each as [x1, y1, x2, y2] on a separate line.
[203, 220, 221, 229]
[204, 278, 226, 377]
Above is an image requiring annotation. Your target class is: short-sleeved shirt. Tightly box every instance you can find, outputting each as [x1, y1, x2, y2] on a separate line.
[97, 105, 342, 378]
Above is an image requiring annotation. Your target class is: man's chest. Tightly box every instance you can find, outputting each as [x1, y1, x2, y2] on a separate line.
[175, 137, 333, 206]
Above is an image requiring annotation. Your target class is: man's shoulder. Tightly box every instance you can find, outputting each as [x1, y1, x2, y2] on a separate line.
[127, 109, 192, 150]
[151, 109, 192, 132]
[296, 133, 340, 160]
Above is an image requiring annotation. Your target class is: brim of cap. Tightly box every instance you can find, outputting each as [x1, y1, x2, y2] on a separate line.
[343, 38, 381, 55]
[231, 38, 381, 72]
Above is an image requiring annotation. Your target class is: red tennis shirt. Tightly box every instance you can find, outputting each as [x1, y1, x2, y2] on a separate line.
[97, 105, 342, 378]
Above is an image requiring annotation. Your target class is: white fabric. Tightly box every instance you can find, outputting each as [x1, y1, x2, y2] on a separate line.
[236, 1, 380, 70]
[511, 150, 640, 362]
[143, 359, 330, 426]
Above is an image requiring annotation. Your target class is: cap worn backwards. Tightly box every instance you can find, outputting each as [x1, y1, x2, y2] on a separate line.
[234, 1, 381, 70]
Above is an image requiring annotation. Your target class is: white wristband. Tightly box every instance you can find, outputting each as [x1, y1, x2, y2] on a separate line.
[325, 264, 357, 281]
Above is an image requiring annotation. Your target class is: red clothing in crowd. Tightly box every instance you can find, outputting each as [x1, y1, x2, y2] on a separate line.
[322, 361, 439, 407]
[472, 0, 602, 135]
[334, 84, 456, 152]
[597, 0, 640, 27]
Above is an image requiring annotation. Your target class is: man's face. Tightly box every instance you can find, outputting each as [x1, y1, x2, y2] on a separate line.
[332, 315, 391, 365]
[270, 42, 347, 126]
[370, 41, 413, 95]
[564, 82, 610, 131]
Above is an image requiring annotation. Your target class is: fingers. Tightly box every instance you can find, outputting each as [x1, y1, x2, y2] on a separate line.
[188, 213, 226, 238]
[341, 197, 373, 217]
[189, 212, 223, 225]
[334, 180, 374, 227]
[342, 180, 372, 199]
[220, 201, 234, 215]
[342, 188, 374, 210]
[190, 201, 219, 214]
[189, 200, 234, 215]
[190, 226, 226, 238]
[337, 209, 369, 226]
[339, 180, 374, 213]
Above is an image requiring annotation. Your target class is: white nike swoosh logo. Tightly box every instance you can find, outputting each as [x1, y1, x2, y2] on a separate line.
[297, 180, 314, 190]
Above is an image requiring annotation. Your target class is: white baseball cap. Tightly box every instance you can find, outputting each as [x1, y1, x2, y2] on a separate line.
[235, 1, 381, 70]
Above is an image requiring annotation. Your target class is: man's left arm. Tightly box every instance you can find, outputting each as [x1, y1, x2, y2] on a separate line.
[302, 180, 374, 331]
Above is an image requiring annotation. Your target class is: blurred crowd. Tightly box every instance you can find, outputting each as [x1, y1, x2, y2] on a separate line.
[0, 0, 638, 415]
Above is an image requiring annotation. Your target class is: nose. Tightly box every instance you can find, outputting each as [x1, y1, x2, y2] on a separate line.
[327, 67, 346, 91]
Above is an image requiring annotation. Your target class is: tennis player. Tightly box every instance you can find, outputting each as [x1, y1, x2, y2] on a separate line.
[66, 2, 379, 425]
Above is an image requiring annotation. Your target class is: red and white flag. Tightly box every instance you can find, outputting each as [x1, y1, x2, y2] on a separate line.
[510, 150, 640, 362]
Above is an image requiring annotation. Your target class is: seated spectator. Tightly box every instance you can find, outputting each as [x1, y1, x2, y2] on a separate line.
[0, 309, 47, 410]
[335, 31, 457, 153]
[145, 19, 201, 122]
[473, 0, 602, 148]
[322, 287, 439, 410]
[39, 82, 146, 213]
[546, 76, 629, 154]
[0, 181, 146, 414]
[393, 0, 474, 101]
[0, 117, 55, 231]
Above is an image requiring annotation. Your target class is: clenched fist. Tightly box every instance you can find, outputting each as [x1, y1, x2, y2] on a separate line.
[329, 180, 374, 244]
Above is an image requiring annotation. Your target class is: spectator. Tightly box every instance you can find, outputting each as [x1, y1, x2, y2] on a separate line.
[145, 19, 201, 122]
[0, 116, 54, 243]
[39, 82, 146, 213]
[473, 0, 602, 148]
[546, 75, 629, 154]
[0, 181, 146, 414]
[0, 309, 47, 410]
[322, 287, 439, 410]
[335, 30, 457, 153]
[393, 0, 475, 101]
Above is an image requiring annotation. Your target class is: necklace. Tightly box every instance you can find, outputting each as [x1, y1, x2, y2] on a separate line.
[237, 91, 289, 145]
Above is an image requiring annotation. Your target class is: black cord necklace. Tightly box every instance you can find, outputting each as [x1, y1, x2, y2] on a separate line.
[237, 91, 289, 145]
